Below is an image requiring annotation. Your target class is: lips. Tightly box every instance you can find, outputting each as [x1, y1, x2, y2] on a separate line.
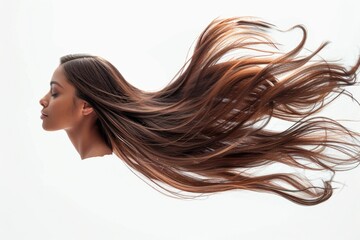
[41, 111, 48, 119]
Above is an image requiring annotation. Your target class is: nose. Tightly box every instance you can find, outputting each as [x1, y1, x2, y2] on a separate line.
[39, 96, 48, 108]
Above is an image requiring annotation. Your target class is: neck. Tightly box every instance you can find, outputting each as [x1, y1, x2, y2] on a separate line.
[65, 120, 112, 160]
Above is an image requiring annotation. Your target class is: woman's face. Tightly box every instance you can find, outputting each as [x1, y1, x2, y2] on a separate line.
[39, 65, 85, 131]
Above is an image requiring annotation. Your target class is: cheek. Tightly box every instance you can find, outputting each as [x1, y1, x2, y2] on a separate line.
[52, 98, 76, 116]
[42, 101, 79, 130]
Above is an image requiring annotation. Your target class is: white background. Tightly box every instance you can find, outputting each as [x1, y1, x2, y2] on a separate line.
[1, 0, 360, 239]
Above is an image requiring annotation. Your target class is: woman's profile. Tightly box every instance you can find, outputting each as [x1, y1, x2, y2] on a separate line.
[39, 17, 360, 206]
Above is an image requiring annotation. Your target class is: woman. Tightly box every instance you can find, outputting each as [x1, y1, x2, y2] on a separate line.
[39, 17, 360, 206]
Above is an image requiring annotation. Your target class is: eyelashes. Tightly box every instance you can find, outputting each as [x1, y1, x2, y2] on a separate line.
[50, 89, 58, 98]
[49, 87, 58, 98]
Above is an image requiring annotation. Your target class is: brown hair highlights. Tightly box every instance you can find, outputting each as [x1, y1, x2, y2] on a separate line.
[60, 17, 360, 205]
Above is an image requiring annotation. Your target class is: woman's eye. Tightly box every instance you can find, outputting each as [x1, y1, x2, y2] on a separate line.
[51, 93, 58, 97]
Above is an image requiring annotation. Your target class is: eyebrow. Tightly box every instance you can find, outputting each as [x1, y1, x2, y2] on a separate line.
[50, 81, 64, 88]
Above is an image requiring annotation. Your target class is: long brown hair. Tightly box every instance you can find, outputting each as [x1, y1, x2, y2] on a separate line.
[60, 17, 360, 205]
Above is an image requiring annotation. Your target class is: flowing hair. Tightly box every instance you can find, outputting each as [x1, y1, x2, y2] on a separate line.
[60, 17, 360, 205]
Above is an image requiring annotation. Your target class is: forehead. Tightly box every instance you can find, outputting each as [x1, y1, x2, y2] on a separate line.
[51, 65, 72, 88]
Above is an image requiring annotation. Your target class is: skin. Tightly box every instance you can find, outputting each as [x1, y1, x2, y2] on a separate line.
[39, 65, 112, 160]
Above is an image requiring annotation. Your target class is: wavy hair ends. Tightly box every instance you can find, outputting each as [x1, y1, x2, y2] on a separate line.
[60, 17, 360, 206]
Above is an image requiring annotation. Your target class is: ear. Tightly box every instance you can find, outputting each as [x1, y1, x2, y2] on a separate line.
[82, 101, 94, 116]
